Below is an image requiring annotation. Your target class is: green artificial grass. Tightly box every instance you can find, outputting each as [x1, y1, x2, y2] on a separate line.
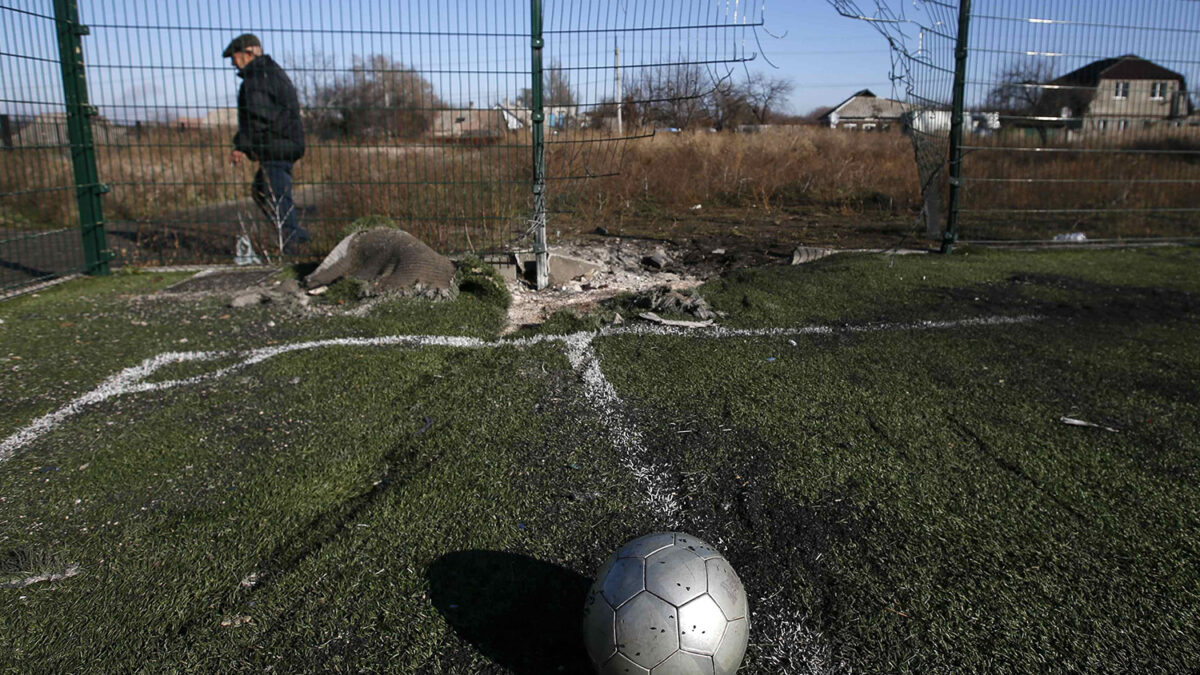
[1, 248, 1197, 672]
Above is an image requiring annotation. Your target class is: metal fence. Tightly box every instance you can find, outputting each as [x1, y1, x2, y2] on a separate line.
[832, 0, 1200, 250]
[1, 0, 762, 293]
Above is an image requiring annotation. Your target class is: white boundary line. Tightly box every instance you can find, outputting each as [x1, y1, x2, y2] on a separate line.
[1, 315, 1040, 518]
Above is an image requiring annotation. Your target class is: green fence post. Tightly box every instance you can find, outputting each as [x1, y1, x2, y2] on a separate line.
[54, 0, 111, 276]
[941, 0, 972, 254]
[530, 0, 549, 289]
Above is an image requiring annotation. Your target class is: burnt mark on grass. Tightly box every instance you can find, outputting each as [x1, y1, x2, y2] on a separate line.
[910, 273, 1200, 326]
[631, 406, 883, 648]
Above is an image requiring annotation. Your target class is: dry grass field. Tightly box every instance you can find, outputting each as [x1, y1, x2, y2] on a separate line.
[2, 124, 1197, 258]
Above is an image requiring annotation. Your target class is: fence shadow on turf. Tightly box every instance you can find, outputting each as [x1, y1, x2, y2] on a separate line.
[426, 550, 593, 674]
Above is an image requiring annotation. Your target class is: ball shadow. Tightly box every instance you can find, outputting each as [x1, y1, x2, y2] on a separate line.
[426, 550, 594, 674]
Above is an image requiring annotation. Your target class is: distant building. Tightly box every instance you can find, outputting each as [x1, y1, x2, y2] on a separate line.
[432, 107, 506, 141]
[820, 89, 908, 131]
[1042, 54, 1192, 133]
[11, 112, 128, 147]
[176, 108, 238, 130]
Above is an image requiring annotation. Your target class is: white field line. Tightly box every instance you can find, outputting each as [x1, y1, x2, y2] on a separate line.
[1, 314, 1042, 521]
[564, 335, 682, 524]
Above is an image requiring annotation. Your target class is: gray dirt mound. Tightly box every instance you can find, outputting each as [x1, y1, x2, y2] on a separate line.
[305, 227, 455, 293]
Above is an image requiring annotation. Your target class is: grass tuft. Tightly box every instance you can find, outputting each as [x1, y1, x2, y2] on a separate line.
[455, 256, 510, 309]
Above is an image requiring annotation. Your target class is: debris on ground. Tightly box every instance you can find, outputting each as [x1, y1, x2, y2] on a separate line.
[305, 225, 456, 297]
[0, 563, 82, 589]
[230, 291, 267, 308]
[1059, 416, 1119, 433]
[1053, 232, 1088, 243]
[642, 247, 672, 271]
[638, 312, 714, 328]
[792, 246, 834, 265]
[504, 240, 705, 331]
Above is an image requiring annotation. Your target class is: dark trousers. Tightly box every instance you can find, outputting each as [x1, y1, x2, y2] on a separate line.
[252, 161, 309, 249]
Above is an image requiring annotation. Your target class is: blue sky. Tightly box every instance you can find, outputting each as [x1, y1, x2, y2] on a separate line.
[1, 0, 897, 121]
[2, 1, 1197, 122]
[750, 2, 895, 114]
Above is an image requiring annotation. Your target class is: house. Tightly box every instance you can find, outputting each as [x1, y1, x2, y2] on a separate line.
[1042, 54, 1191, 133]
[431, 107, 506, 142]
[820, 89, 908, 131]
[11, 112, 128, 146]
[175, 108, 238, 131]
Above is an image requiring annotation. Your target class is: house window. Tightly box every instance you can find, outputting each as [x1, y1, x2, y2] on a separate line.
[1118, 119, 1129, 132]
[1113, 81, 1130, 99]
[1150, 82, 1168, 99]
[1097, 119, 1109, 131]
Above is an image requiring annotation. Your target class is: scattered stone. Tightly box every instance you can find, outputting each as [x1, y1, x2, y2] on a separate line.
[638, 312, 713, 328]
[642, 248, 671, 271]
[230, 291, 266, 308]
[548, 253, 603, 287]
[712, 248, 726, 255]
[277, 279, 301, 295]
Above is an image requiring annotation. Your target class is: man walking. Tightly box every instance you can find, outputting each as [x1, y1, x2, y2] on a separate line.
[224, 33, 309, 253]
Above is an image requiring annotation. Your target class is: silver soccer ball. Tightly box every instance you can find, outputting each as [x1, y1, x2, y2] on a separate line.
[582, 532, 749, 674]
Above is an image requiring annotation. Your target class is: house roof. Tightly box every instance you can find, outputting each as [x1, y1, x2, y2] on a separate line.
[1052, 54, 1186, 87]
[822, 89, 908, 122]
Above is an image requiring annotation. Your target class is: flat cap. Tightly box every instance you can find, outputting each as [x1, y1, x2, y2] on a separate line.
[222, 33, 261, 58]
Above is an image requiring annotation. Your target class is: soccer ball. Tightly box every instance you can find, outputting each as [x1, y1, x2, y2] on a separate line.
[582, 532, 749, 674]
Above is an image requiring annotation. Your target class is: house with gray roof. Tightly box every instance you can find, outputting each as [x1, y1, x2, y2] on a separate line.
[819, 89, 909, 131]
[1041, 55, 1194, 133]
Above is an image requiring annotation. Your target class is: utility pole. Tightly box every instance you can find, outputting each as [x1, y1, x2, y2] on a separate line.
[615, 41, 623, 134]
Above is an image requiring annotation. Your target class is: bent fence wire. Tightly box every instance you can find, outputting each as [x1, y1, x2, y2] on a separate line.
[0, 0, 762, 293]
[831, 0, 1200, 245]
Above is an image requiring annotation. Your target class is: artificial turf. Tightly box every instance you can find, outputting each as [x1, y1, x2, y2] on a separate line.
[1, 248, 1197, 672]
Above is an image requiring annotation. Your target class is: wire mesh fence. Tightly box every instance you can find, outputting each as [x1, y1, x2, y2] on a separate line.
[831, 0, 1200, 246]
[0, 0, 763, 293]
[1, 2, 86, 292]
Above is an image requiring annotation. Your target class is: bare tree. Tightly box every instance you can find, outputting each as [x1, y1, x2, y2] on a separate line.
[306, 55, 444, 140]
[545, 61, 577, 108]
[706, 76, 752, 130]
[629, 63, 711, 129]
[984, 58, 1058, 118]
[743, 73, 795, 124]
[804, 105, 835, 125]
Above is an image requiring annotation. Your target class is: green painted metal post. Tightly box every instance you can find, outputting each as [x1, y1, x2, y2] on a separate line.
[54, 0, 111, 276]
[941, 0, 972, 254]
[530, 0, 549, 289]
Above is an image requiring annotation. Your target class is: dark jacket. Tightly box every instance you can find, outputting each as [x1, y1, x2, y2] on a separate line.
[234, 55, 305, 162]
